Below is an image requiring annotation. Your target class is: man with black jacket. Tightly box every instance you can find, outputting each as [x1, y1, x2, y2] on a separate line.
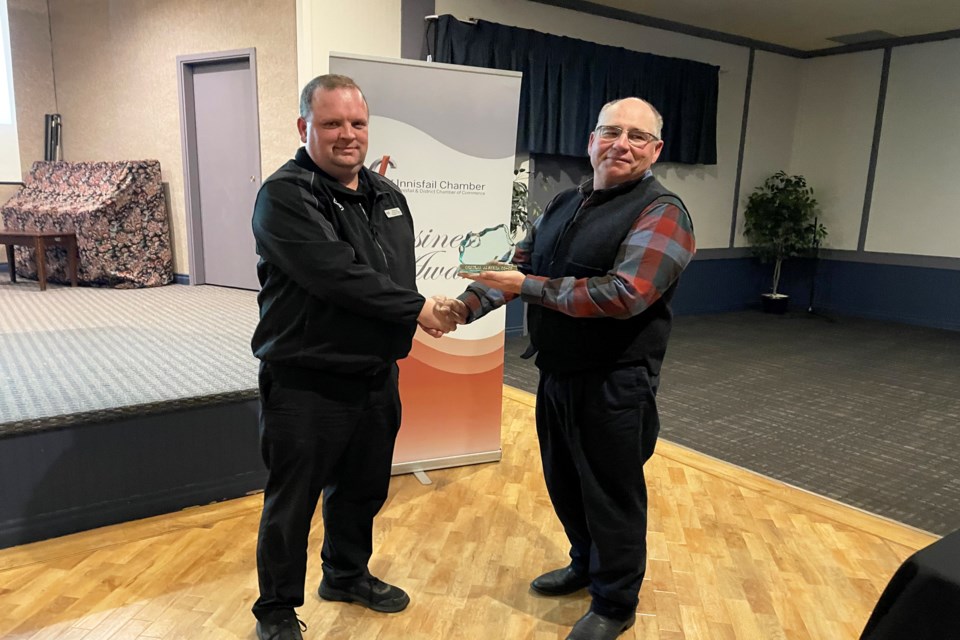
[250, 74, 454, 640]
[446, 97, 696, 640]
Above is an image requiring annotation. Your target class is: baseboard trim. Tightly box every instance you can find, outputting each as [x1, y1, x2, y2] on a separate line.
[0, 471, 265, 549]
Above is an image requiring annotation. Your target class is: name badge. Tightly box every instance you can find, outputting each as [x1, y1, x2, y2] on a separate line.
[384, 207, 403, 218]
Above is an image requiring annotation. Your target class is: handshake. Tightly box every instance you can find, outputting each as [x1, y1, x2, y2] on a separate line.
[417, 295, 468, 338]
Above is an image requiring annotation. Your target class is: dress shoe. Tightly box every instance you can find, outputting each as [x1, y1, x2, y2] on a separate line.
[318, 575, 410, 613]
[566, 611, 636, 640]
[530, 565, 591, 596]
[255, 615, 306, 640]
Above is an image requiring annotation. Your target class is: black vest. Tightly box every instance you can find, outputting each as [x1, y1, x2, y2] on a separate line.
[527, 175, 685, 374]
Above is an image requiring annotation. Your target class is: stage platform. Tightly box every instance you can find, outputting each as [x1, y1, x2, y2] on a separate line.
[0, 281, 264, 548]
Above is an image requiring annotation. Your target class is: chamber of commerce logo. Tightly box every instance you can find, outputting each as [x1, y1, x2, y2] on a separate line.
[368, 155, 396, 176]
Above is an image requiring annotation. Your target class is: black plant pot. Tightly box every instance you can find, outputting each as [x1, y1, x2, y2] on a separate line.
[761, 293, 789, 314]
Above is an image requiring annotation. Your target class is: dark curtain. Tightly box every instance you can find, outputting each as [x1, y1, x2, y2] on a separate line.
[434, 15, 718, 164]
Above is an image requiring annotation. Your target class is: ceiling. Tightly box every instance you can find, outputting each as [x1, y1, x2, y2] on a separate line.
[565, 0, 960, 52]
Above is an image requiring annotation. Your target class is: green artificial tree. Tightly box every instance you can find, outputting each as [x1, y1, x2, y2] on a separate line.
[511, 167, 541, 238]
[743, 171, 827, 301]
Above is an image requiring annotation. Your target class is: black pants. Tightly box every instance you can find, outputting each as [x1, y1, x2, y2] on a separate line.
[536, 364, 660, 620]
[252, 362, 402, 620]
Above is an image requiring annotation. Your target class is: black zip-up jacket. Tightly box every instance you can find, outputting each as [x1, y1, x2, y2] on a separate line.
[251, 147, 425, 375]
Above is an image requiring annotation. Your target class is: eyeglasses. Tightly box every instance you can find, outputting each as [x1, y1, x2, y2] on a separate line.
[595, 125, 660, 147]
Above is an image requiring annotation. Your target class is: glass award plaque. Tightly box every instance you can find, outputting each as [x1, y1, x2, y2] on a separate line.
[458, 223, 518, 273]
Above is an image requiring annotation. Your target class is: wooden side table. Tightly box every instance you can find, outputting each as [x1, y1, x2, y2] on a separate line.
[0, 229, 79, 291]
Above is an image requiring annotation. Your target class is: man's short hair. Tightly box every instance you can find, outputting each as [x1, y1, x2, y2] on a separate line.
[299, 74, 367, 119]
[597, 98, 664, 138]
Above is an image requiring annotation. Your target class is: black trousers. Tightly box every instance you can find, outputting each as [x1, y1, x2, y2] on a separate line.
[536, 364, 660, 620]
[252, 361, 402, 620]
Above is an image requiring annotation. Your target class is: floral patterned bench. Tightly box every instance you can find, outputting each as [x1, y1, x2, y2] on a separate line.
[0, 160, 173, 288]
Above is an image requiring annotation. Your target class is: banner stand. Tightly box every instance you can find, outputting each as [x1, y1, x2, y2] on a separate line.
[328, 54, 522, 475]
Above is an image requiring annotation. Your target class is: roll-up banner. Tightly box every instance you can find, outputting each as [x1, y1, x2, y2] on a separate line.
[329, 54, 522, 473]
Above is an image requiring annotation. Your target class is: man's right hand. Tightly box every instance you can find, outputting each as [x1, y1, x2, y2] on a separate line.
[433, 296, 468, 325]
[417, 297, 459, 338]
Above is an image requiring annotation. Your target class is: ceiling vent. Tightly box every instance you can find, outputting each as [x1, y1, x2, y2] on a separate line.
[827, 30, 899, 45]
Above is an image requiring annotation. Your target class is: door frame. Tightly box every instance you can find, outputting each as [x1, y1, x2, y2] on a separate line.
[176, 48, 262, 286]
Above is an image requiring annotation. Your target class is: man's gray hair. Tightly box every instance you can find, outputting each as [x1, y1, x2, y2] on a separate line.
[299, 74, 367, 119]
[597, 98, 663, 138]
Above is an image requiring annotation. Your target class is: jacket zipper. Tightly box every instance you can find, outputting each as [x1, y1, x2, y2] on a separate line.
[358, 203, 389, 268]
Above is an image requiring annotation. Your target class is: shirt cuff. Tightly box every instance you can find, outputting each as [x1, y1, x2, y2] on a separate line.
[520, 275, 545, 305]
[457, 290, 484, 323]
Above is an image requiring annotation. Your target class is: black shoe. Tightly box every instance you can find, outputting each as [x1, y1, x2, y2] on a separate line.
[318, 575, 410, 613]
[566, 611, 636, 640]
[530, 565, 590, 596]
[256, 615, 306, 640]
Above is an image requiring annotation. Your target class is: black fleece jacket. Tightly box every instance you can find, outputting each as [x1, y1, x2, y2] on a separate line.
[251, 147, 424, 375]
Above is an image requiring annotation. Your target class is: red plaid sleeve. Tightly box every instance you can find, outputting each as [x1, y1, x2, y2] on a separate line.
[519, 199, 695, 318]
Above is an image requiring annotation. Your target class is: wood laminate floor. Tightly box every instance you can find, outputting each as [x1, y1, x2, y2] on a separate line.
[0, 388, 934, 639]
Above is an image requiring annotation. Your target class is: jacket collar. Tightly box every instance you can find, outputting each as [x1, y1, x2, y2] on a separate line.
[578, 169, 654, 201]
[294, 147, 387, 199]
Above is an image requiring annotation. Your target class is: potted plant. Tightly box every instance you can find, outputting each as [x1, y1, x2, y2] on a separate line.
[509, 167, 541, 335]
[511, 167, 540, 239]
[743, 171, 826, 314]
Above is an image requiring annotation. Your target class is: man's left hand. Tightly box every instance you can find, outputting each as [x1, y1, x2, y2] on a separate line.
[459, 268, 525, 294]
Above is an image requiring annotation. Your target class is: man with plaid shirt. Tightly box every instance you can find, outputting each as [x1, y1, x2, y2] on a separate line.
[448, 97, 695, 640]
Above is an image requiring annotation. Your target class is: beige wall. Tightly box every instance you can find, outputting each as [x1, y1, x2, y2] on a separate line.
[19, 0, 299, 274]
[867, 39, 960, 258]
[2, 0, 57, 252]
[296, 0, 401, 85]
[789, 51, 882, 252]
[8, 0, 57, 180]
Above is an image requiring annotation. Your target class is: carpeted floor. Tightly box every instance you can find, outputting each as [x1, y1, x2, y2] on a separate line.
[0, 282, 259, 434]
[505, 310, 960, 535]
